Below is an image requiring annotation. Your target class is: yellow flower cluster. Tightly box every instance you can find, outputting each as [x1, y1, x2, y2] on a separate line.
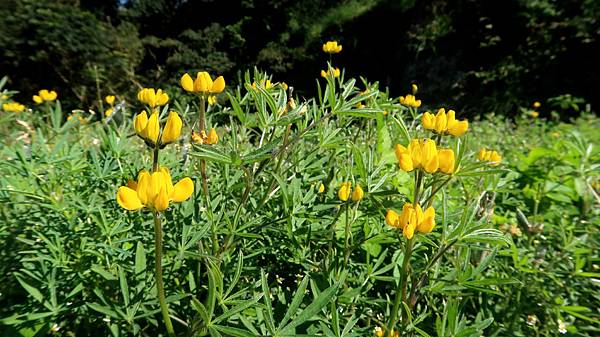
[399, 94, 421, 108]
[33, 89, 57, 104]
[192, 128, 219, 145]
[338, 182, 364, 202]
[386, 203, 435, 239]
[395, 139, 455, 174]
[117, 167, 193, 211]
[138, 88, 169, 108]
[321, 67, 341, 78]
[180, 72, 225, 95]
[421, 108, 469, 136]
[2, 102, 25, 113]
[133, 110, 182, 146]
[477, 148, 502, 166]
[322, 41, 342, 54]
[105, 95, 116, 117]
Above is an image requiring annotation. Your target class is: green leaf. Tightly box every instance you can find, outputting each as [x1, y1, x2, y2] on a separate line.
[15, 275, 43, 303]
[280, 281, 339, 332]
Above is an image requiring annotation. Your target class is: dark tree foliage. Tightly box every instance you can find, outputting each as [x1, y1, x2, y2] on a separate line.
[0, 0, 598, 116]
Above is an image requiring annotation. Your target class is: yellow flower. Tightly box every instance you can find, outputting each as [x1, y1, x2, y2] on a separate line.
[351, 184, 364, 201]
[280, 82, 289, 90]
[2, 102, 25, 113]
[437, 148, 456, 174]
[318, 183, 325, 193]
[421, 111, 435, 130]
[252, 79, 273, 90]
[321, 67, 341, 78]
[133, 110, 182, 146]
[374, 326, 385, 337]
[161, 111, 183, 145]
[356, 102, 365, 109]
[192, 130, 207, 144]
[529, 111, 539, 118]
[338, 182, 352, 202]
[39, 89, 57, 101]
[137, 88, 169, 108]
[116, 167, 194, 212]
[477, 148, 502, 166]
[33, 95, 43, 104]
[181, 72, 226, 94]
[322, 40, 342, 54]
[385, 209, 401, 228]
[411, 84, 418, 94]
[104, 108, 114, 117]
[395, 139, 439, 173]
[434, 108, 447, 133]
[105, 95, 115, 105]
[207, 127, 219, 145]
[207, 95, 217, 105]
[399, 94, 421, 108]
[533, 101, 541, 108]
[394, 203, 436, 239]
[446, 110, 469, 136]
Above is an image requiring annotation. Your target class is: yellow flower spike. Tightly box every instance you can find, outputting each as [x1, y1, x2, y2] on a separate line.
[434, 108, 447, 133]
[385, 209, 401, 228]
[351, 184, 364, 201]
[172, 177, 194, 202]
[133, 111, 149, 136]
[180, 73, 195, 92]
[161, 111, 182, 145]
[338, 182, 351, 202]
[417, 206, 436, 233]
[207, 127, 219, 145]
[318, 183, 325, 193]
[144, 111, 160, 144]
[211, 76, 225, 93]
[322, 41, 342, 54]
[421, 111, 435, 130]
[117, 186, 143, 211]
[2, 102, 25, 113]
[105, 95, 115, 105]
[437, 148, 456, 174]
[33, 95, 43, 104]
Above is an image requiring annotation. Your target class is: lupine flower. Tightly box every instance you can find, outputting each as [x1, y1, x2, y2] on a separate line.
[137, 88, 169, 108]
[192, 128, 219, 145]
[322, 41, 342, 54]
[105, 108, 114, 117]
[338, 182, 352, 201]
[386, 203, 435, 239]
[117, 167, 194, 211]
[105, 95, 115, 105]
[252, 79, 273, 90]
[529, 111, 539, 118]
[133, 110, 182, 146]
[533, 101, 541, 108]
[446, 110, 469, 136]
[395, 139, 439, 173]
[351, 184, 364, 201]
[180, 72, 225, 94]
[422, 108, 468, 136]
[437, 148, 456, 174]
[399, 94, 421, 108]
[411, 84, 418, 94]
[33, 89, 57, 104]
[2, 102, 25, 113]
[318, 183, 325, 193]
[477, 148, 502, 166]
[321, 68, 341, 78]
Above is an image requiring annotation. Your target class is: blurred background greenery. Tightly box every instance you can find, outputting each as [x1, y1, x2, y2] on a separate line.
[1, 0, 598, 116]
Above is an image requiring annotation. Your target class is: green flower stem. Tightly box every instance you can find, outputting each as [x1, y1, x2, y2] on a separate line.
[152, 145, 159, 172]
[387, 237, 414, 335]
[153, 211, 176, 337]
[343, 203, 350, 269]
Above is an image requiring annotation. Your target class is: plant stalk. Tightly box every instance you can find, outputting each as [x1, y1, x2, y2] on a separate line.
[153, 211, 176, 337]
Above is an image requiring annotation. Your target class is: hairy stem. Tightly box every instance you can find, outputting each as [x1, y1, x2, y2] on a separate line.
[153, 211, 175, 337]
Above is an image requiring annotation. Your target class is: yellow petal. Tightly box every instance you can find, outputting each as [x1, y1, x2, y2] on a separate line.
[161, 111, 182, 144]
[399, 153, 414, 172]
[403, 223, 415, 239]
[448, 120, 468, 137]
[318, 183, 325, 193]
[421, 112, 435, 130]
[117, 186, 143, 210]
[136, 171, 151, 205]
[105, 95, 115, 105]
[437, 149, 455, 174]
[180, 73, 194, 92]
[351, 184, 364, 201]
[417, 207, 435, 233]
[195, 72, 212, 93]
[207, 127, 219, 144]
[133, 111, 148, 136]
[211, 76, 225, 93]
[154, 187, 170, 211]
[33, 95, 43, 104]
[144, 112, 160, 144]
[172, 177, 194, 202]
[385, 209, 400, 228]
[338, 185, 350, 201]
